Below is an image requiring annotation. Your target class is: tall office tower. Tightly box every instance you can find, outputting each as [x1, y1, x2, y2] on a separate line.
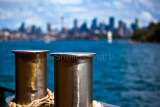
[131, 18, 139, 31]
[74, 19, 78, 29]
[135, 18, 139, 30]
[47, 23, 52, 32]
[99, 22, 106, 33]
[73, 19, 79, 35]
[61, 16, 64, 29]
[91, 18, 97, 30]
[118, 20, 125, 37]
[19, 22, 25, 33]
[30, 25, 36, 35]
[80, 22, 89, 33]
[109, 17, 114, 31]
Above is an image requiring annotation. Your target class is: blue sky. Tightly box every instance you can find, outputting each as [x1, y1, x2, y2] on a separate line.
[0, 0, 160, 32]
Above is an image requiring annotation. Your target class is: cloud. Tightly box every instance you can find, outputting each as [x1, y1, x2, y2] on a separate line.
[140, 11, 154, 21]
[113, 1, 123, 8]
[122, 0, 132, 3]
[0, 8, 16, 20]
[49, 0, 82, 5]
[139, 11, 157, 26]
[103, 2, 111, 7]
[64, 7, 86, 12]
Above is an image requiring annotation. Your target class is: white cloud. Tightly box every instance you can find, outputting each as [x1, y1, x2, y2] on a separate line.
[103, 2, 111, 7]
[140, 11, 156, 21]
[139, 11, 157, 26]
[122, 0, 132, 3]
[0, 8, 16, 20]
[64, 7, 86, 12]
[113, 1, 123, 8]
[49, 0, 82, 5]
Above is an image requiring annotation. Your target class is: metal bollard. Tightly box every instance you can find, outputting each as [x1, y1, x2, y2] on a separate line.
[50, 52, 96, 107]
[12, 50, 49, 105]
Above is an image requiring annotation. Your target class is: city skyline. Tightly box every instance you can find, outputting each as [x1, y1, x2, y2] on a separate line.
[0, 16, 138, 41]
[1, 17, 137, 34]
[0, 0, 159, 32]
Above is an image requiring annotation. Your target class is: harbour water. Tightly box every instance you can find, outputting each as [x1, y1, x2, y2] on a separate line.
[0, 40, 160, 107]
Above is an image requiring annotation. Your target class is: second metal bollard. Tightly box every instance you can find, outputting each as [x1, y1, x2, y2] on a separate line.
[50, 52, 96, 107]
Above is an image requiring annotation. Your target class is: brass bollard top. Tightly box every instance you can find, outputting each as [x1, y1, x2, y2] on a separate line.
[50, 52, 96, 58]
[12, 50, 49, 54]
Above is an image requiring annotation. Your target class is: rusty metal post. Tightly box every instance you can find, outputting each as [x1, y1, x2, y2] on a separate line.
[50, 52, 96, 107]
[12, 50, 49, 105]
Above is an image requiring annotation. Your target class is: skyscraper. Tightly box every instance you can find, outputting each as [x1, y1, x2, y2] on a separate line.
[131, 18, 139, 31]
[135, 18, 139, 29]
[19, 22, 25, 33]
[74, 19, 78, 29]
[72, 19, 79, 35]
[30, 25, 36, 35]
[109, 17, 114, 31]
[80, 22, 89, 33]
[47, 23, 52, 32]
[118, 20, 125, 37]
[99, 22, 106, 34]
[91, 18, 97, 30]
[61, 16, 64, 29]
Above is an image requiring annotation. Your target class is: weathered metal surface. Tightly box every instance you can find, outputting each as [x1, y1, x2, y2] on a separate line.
[51, 52, 96, 107]
[12, 50, 49, 105]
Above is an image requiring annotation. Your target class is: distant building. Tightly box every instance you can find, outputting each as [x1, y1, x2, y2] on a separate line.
[47, 23, 52, 32]
[61, 16, 64, 29]
[71, 19, 79, 36]
[30, 25, 36, 35]
[36, 27, 42, 36]
[74, 19, 78, 29]
[99, 22, 106, 34]
[118, 20, 125, 37]
[80, 22, 89, 33]
[19, 22, 25, 34]
[131, 18, 139, 31]
[109, 17, 114, 31]
[91, 18, 97, 31]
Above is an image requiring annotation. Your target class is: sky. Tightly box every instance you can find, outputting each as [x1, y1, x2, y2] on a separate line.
[0, 0, 160, 32]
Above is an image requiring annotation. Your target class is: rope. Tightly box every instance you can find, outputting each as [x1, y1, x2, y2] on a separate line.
[8, 89, 54, 107]
[8, 89, 103, 107]
[93, 100, 104, 107]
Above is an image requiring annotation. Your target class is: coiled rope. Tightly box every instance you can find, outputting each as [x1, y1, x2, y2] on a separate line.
[8, 89, 103, 107]
[8, 89, 54, 107]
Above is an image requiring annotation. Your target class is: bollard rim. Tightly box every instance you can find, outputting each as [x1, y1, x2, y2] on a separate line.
[50, 52, 96, 57]
[12, 50, 49, 54]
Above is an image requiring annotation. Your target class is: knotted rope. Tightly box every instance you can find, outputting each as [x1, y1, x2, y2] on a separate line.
[8, 89, 54, 107]
[8, 89, 103, 107]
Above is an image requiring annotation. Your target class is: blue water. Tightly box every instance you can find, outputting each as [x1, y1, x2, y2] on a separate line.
[0, 40, 160, 107]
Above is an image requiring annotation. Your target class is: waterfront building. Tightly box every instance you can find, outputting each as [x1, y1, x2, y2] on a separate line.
[118, 20, 125, 37]
[72, 19, 79, 35]
[131, 18, 139, 31]
[80, 22, 89, 33]
[91, 18, 97, 31]
[19, 22, 25, 34]
[109, 17, 115, 31]
[47, 23, 52, 33]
